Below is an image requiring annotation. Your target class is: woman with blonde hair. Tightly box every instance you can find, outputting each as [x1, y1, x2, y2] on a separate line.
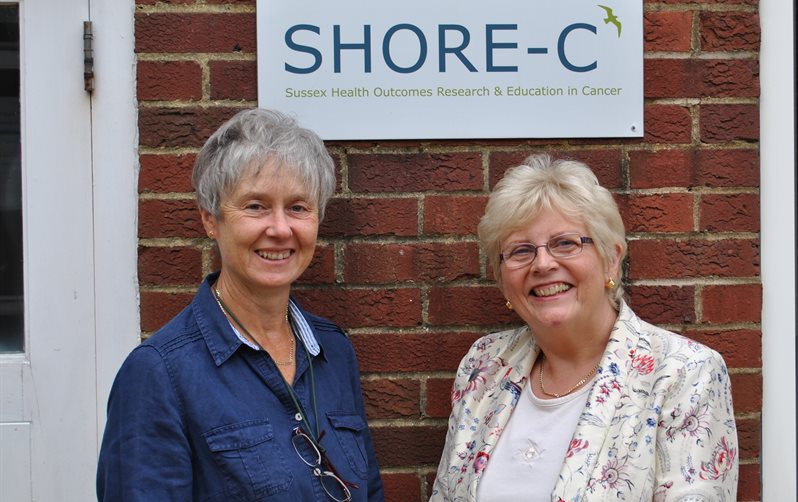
[431, 154, 737, 501]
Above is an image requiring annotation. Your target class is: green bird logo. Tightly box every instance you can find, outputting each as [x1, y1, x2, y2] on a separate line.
[598, 5, 622, 37]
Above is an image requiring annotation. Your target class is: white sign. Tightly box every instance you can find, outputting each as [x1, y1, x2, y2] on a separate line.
[257, 0, 643, 139]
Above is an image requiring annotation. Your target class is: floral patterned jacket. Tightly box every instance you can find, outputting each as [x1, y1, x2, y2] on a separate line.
[430, 303, 738, 502]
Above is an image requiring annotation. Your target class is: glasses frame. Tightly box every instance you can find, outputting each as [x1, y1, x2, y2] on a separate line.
[291, 427, 355, 502]
[499, 233, 594, 270]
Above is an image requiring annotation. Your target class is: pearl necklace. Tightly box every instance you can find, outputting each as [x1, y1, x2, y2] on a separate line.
[212, 286, 295, 366]
[538, 355, 599, 398]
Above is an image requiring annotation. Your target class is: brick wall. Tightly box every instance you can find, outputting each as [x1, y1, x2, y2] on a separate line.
[135, 1, 761, 500]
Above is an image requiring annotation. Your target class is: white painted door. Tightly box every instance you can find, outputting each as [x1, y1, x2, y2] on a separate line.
[0, 0, 138, 500]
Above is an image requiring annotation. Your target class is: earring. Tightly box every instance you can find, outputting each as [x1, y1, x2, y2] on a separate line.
[505, 300, 513, 310]
[605, 278, 616, 290]
[208, 231, 215, 239]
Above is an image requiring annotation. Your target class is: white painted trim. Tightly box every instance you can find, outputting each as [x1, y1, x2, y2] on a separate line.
[90, 0, 140, 440]
[760, 0, 796, 499]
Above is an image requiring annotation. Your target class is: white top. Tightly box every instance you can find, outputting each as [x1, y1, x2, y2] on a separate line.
[476, 377, 593, 502]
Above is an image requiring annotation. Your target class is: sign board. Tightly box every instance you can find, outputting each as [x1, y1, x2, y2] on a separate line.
[257, 0, 643, 140]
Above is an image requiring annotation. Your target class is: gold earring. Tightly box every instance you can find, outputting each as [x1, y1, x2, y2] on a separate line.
[208, 231, 215, 239]
[505, 300, 513, 310]
[605, 278, 616, 290]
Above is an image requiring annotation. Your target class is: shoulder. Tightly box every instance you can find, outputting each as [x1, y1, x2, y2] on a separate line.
[141, 303, 204, 355]
[302, 309, 348, 338]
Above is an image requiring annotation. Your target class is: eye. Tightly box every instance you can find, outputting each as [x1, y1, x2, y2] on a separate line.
[244, 202, 265, 211]
[550, 236, 580, 250]
[509, 244, 536, 258]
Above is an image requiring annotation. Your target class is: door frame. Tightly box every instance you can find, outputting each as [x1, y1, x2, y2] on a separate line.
[89, 0, 139, 430]
[760, 0, 797, 498]
[0, 0, 137, 499]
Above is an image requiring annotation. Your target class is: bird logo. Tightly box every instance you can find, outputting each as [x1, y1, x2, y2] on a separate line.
[598, 5, 622, 37]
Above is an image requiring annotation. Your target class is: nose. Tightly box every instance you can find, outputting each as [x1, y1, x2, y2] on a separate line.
[264, 209, 292, 238]
[530, 245, 558, 272]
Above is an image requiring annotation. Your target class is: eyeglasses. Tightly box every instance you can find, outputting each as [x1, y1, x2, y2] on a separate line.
[291, 427, 357, 501]
[499, 233, 594, 269]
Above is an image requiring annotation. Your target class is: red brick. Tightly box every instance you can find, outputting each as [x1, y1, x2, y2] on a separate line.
[629, 150, 692, 188]
[382, 473, 422, 502]
[700, 193, 760, 232]
[629, 149, 759, 189]
[371, 425, 447, 467]
[700, 104, 759, 143]
[655, 0, 756, 4]
[700, 12, 760, 52]
[320, 197, 418, 237]
[361, 379, 420, 419]
[344, 242, 480, 283]
[644, 11, 693, 52]
[684, 329, 761, 368]
[645, 59, 759, 99]
[628, 239, 759, 280]
[292, 288, 422, 328]
[137, 61, 202, 101]
[140, 291, 194, 332]
[735, 418, 761, 460]
[135, 13, 256, 53]
[425, 378, 454, 418]
[205, 0, 254, 4]
[424, 195, 487, 236]
[617, 193, 694, 232]
[351, 332, 482, 373]
[428, 286, 521, 326]
[296, 245, 335, 284]
[489, 150, 623, 189]
[139, 153, 196, 193]
[139, 106, 243, 148]
[730, 372, 762, 413]
[139, 199, 205, 238]
[693, 149, 759, 187]
[627, 285, 695, 325]
[136, 0, 193, 4]
[737, 463, 760, 501]
[348, 153, 483, 192]
[138, 246, 203, 285]
[702, 284, 761, 323]
[644, 105, 692, 144]
[210, 60, 257, 100]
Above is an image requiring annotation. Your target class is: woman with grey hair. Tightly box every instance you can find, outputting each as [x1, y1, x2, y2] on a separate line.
[98, 108, 383, 501]
[430, 154, 737, 501]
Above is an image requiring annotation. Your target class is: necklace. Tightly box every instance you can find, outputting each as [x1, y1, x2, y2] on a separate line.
[212, 286, 295, 366]
[538, 355, 600, 398]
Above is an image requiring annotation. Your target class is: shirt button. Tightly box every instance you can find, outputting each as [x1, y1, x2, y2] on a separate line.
[294, 413, 303, 421]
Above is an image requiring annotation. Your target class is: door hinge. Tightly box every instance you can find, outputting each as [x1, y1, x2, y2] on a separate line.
[83, 21, 94, 93]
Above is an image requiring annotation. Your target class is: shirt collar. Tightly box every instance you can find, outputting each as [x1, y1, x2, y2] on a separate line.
[224, 297, 320, 357]
[196, 273, 323, 365]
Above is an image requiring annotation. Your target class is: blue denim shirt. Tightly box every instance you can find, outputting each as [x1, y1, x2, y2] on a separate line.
[97, 274, 384, 501]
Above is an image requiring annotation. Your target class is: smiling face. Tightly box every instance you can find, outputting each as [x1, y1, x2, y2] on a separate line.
[498, 207, 621, 335]
[200, 162, 319, 297]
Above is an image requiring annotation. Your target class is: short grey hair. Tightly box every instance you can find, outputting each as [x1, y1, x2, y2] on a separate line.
[192, 108, 336, 220]
[478, 153, 627, 308]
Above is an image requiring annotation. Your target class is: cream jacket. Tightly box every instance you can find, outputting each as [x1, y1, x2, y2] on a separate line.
[430, 303, 738, 502]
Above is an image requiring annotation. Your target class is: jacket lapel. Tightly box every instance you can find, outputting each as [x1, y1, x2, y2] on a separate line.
[553, 303, 643, 500]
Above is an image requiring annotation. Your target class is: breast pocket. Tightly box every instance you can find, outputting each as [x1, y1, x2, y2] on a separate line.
[204, 419, 293, 499]
[326, 412, 369, 479]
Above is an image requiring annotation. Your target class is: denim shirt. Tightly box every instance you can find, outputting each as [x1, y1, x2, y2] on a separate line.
[97, 274, 384, 501]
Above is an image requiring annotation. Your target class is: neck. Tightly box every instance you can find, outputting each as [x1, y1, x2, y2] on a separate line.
[530, 303, 618, 363]
[213, 273, 291, 344]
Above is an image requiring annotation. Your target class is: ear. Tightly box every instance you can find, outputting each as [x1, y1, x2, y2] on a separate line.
[606, 241, 623, 279]
[200, 208, 218, 238]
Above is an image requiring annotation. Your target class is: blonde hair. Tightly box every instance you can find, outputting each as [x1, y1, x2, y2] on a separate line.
[478, 154, 627, 308]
